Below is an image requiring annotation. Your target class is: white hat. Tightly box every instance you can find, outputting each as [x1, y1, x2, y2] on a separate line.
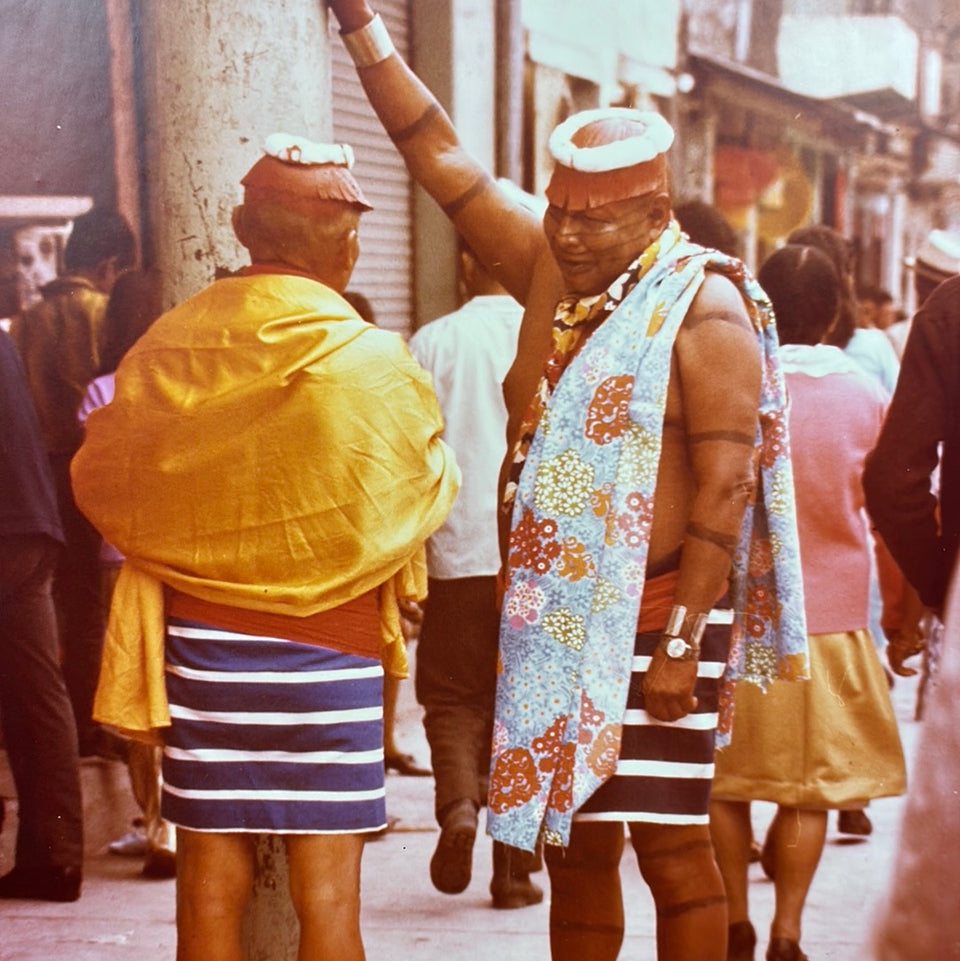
[910, 229, 960, 282]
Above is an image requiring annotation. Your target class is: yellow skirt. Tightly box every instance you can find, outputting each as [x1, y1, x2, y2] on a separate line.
[713, 629, 906, 808]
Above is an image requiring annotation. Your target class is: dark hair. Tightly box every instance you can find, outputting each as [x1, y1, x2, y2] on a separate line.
[64, 208, 136, 274]
[675, 200, 741, 258]
[343, 290, 375, 324]
[786, 224, 856, 348]
[758, 245, 840, 347]
[98, 268, 162, 375]
[857, 285, 892, 306]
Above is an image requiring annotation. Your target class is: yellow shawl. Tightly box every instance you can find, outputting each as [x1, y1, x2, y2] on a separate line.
[72, 273, 460, 737]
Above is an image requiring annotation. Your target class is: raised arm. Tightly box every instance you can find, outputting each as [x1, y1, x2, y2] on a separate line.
[326, 0, 546, 304]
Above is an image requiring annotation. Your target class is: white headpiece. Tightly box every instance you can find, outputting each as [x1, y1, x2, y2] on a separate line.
[548, 108, 674, 173]
[263, 133, 356, 169]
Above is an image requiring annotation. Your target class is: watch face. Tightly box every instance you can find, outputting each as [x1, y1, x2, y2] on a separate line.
[665, 637, 688, 659]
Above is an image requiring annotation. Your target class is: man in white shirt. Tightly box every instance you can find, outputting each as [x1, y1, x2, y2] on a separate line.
[409, 240, 541, 909]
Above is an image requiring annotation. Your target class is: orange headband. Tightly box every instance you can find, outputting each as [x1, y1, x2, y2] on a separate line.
[545, 154, 669, 211]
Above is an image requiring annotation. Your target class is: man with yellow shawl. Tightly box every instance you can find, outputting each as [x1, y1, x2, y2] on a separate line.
[71, 135, 459, 961]
[326, 4, 807, 961]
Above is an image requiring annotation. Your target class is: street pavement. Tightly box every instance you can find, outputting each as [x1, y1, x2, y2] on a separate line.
[0, 660, 923, 961]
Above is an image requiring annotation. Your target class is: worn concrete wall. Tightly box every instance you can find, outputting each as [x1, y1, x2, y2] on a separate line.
[0, 2, 116, 205]
[138, 0, 332, 305]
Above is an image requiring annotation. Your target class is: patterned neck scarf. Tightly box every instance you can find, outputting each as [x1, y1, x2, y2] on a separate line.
[488, 223, 808, 851]
[500, 224, 676, 521]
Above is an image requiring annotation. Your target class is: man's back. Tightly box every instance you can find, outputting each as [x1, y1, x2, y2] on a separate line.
[409, 294, 521, 579]
[73, 272, 458, 612]
[0, 331, 62, 543]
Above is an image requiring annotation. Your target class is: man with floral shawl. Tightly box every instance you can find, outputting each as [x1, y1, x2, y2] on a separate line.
[327, 4, 807, 960]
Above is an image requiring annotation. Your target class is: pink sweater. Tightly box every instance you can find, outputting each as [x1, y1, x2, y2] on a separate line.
[783, 346, 888, 634]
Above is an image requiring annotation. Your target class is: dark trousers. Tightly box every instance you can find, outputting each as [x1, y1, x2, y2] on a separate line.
[49, 453, 107, 752]
[415, 576, 499, 822]
[0, 534, 83, 871]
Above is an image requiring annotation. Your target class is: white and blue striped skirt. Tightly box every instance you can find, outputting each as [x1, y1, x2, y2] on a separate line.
[161, 617, 387, 834]
[575, 608, 732, 826]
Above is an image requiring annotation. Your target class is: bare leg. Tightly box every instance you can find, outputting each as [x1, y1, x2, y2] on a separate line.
[709, 799, 752, 923]
[630, 822, 727, 961]
[545, 821, 625, 961]
[128, 741, 176, 869]
[286, 833, 366, 961]
[382, 674, 400, 758]
[175, 829, 255, 961]
[767, 806, 826, 943]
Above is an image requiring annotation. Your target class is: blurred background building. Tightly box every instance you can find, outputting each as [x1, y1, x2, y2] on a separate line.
[2, 0, 959, 331]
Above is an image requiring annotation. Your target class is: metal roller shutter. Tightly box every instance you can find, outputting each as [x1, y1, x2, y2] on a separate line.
[330, 1, 413, 336]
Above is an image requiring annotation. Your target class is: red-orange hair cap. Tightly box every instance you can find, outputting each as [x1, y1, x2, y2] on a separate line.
[545, 108, 674, 211]
[241, 134, 374, 212]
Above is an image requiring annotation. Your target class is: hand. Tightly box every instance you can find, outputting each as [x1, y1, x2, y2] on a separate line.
[398, 598, 423, 643]
[397, 598, 423, 624]
[326, 0, 370, 31]
[886, 629, 925, 677]
[642, 646, 698, 721]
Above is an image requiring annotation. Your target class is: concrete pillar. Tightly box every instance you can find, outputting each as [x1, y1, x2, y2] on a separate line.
[137, 0, 332, 305]
[239, 836, 300, 960]
[134, 5, 333, 957]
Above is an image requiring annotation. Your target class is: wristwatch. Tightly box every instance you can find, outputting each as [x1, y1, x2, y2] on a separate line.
[659, 604, 707, 661]
[663, 635, 699, 661]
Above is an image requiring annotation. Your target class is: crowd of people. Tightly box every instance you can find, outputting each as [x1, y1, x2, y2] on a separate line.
[1, 1, 958, 959]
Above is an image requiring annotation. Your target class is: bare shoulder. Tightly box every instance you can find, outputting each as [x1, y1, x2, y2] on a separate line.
[675, 270, 760, 379]
[680, 269, 754, 334]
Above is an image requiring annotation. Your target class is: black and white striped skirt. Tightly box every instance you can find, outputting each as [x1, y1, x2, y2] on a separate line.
[575, 609, 732, 825]
[161, 617, 387, 834]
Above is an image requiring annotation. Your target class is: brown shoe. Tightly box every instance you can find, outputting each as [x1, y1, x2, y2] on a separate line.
[766, 937, 808, 961]
[430, 799, 477, 894]
[837, 809, 872, 836]
[142, 847, 177, 879]
[0, 865, 81, 902]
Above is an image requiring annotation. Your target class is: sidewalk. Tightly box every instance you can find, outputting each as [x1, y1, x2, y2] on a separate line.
[0, 663, 922, 961]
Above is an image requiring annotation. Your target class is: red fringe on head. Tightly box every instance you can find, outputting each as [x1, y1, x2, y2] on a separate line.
[242, 156, 374, 212]
[545, 155, 668, 211]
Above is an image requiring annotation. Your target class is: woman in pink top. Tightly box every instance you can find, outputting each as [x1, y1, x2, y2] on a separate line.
[709, 245, 906, 961]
